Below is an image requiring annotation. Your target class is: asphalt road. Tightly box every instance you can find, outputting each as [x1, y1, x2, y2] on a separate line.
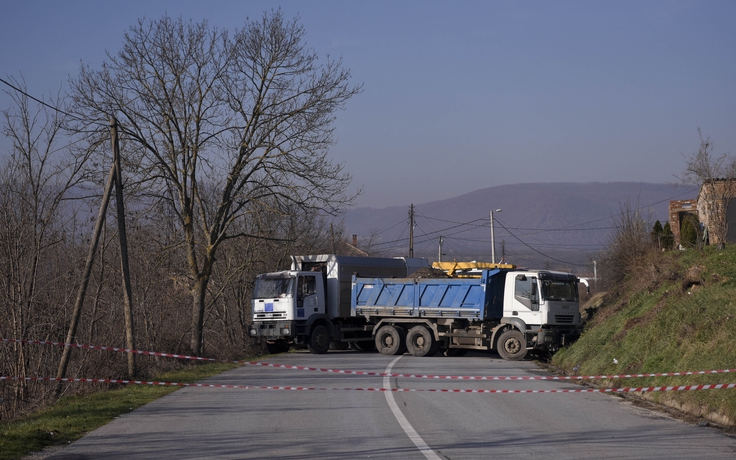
[46, 350, 736, 459]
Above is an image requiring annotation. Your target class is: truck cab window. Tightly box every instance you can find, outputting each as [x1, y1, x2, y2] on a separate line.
[297, 275, 317, 307]
[514, 275, 539, 311]
[297, 277, 305, 304]
[541, 279, 578, 302]
[253, 277, 293, 299]
[305, 276, 316, 295]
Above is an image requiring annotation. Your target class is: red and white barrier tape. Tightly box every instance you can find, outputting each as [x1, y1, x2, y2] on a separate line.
[236, 362, 736, 381]
[4, 337, 735, 382]
[1, 376, 735, 394]
[2, 338, 216, 362]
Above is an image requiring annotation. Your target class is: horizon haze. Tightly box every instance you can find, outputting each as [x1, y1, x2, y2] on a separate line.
[342, 181, 698, 273]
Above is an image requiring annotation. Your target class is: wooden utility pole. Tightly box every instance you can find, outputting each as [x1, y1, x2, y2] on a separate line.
[409, 204, 414, 257]
[56, 160, 116, 392]
[111, 117, 136, 378]
[56, 117, 138, 393]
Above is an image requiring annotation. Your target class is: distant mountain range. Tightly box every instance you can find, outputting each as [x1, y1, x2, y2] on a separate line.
[342, 182, 698, 273]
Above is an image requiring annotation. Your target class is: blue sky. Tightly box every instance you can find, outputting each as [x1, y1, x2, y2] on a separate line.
[2, 1, 735, 208]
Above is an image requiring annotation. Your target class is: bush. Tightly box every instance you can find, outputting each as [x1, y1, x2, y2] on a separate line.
[598, 200, 655, 289]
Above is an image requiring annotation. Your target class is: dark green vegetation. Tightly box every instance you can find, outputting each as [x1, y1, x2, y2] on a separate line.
[553, 244, 736, 427]
[0, 362, 240, 460]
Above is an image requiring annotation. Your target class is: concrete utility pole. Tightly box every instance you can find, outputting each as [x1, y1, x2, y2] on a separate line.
[490, 209, 502, 264]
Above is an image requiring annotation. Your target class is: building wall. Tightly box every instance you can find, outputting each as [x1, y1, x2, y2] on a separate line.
[697, 180, 736, 245]
[668, 199, 698, 246]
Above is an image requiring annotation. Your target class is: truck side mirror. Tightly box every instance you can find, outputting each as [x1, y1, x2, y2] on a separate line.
[578, 278, 590, 295]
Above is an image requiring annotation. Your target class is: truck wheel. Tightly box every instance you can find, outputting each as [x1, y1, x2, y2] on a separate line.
[307, 325, 331, 354]
[406, 326, 438, 357]
[266, 341, 290, 354]
[497, 329, 528, 361]
[375, 325, 406, 355]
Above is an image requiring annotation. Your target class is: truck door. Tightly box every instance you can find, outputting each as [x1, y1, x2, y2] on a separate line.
[512, 274, 542, 326]
[297, 274, 323, 318]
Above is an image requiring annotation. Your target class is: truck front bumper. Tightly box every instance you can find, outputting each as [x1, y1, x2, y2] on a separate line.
[249, 320, 296, 338]
[533, 327, 581, 351]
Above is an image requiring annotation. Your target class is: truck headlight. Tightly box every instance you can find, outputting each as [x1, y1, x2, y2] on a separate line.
[249, 327, 257, 336]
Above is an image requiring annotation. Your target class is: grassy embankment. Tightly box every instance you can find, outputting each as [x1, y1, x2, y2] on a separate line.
[0, 361, 241, 460]
[553, 244, 736, 427]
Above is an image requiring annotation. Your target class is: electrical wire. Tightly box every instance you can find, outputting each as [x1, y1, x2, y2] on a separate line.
[492, 218, 578, 266]
[370, 217, 407, 237]
[0, 77, 106, 127]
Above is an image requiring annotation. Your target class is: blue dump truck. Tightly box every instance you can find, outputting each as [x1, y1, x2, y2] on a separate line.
[353, 266, 583, 360]
[250, 255, 584, 360]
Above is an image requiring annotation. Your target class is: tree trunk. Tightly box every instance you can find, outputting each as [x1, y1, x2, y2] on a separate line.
[190, 273, 209, 355]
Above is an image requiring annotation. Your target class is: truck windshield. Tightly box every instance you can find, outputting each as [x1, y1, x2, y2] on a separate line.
[253, 277, 294, 299]
[540, 280, 578, 302]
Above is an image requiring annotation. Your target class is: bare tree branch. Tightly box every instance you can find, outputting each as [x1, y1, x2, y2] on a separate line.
[67, 10, 361, 354]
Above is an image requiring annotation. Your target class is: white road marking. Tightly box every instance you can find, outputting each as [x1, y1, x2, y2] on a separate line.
[384, 356, 442, 460]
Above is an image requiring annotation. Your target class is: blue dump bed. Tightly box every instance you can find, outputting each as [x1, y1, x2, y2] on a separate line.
[351, 269, 508, 320]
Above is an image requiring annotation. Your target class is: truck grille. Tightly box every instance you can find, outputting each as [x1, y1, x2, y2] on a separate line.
[254, 312, 287, 319]
[554, 314, 575, 324]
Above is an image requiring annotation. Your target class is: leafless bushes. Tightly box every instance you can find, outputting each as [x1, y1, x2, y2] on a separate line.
[0, 79, 89, 418]
[598, 199, 656, 289]
[2, 10, 362, 419]
[0, 178, 344, 420]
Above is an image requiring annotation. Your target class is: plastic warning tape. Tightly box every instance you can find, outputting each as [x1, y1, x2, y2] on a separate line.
[2, 338, 216, 362]
[5, 337, 735, 382]
[2, 376, 735, 394]
[238, 362, 736, 381]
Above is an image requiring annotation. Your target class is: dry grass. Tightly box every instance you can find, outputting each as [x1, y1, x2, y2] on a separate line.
[554, 245, 736, 429]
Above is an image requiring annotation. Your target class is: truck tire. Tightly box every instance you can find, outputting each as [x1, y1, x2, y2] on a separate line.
[375, 325, 406, 355]
[307, 324, 331, 354]
[497, 329, 528, 361]
[406, 325, 438, 357]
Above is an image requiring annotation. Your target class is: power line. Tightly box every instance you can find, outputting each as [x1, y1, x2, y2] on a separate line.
[372, 214, 485, 248]
[371, 217, 407, 237]
[443, 234, 603, 249]
[415, 213, 488, 228]
[0, 77, 108, 128]
[492, 218, 579, 266]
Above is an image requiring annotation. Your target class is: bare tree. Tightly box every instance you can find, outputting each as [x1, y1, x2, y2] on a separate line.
[68, 11, 361, 355]
[0, 77, 90, 416]
[599, 198, 654, 287]
[679, 129, 736, 249]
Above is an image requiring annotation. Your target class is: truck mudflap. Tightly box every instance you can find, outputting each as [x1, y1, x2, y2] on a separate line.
[249, 320, 295, 338]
